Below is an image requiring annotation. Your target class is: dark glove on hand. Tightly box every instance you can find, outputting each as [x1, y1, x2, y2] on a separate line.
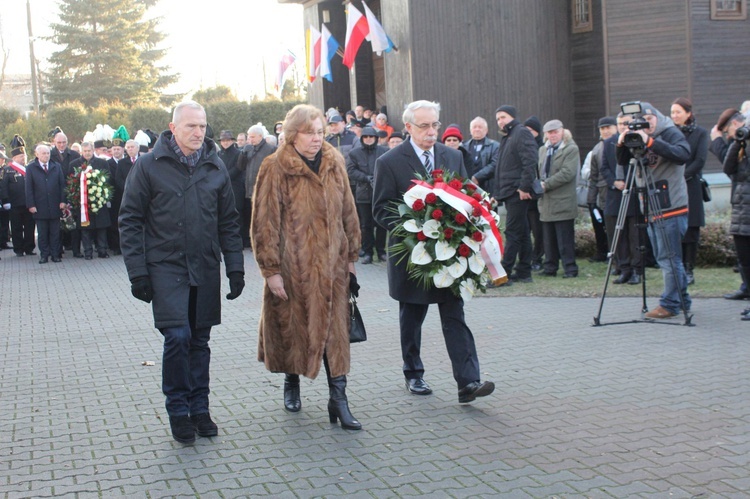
[349, 272, 360, 298]
[226, 272, 245, 300]
[131, 276, 153, 303]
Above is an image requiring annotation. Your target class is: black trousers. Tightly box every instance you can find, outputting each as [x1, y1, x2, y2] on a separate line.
[398, 299, 480, 389]
[357, 202, 386, 256]
[242, 198, 252, 247]
[9, 207, 35, 255]
[542, 219, 578, 274]
[501, 194, 532, 278]
[36, 218, 62, 258]
[605, 214, 641, 275]
[734, 235, 750, 291]
[0, 209, 9, 245]
[588, 204, 609, 258]
[682, 226, 701, 269]
[527, 200, 544, 265]
[82, 228, 108, 257]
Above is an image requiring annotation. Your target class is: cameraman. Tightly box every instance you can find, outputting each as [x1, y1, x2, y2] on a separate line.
[722, 113, 750, 320]
[616, 102, 691, 319]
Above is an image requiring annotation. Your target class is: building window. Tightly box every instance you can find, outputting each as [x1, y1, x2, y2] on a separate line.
[711, 0, 747, 19]
[572, 0, 593, 33]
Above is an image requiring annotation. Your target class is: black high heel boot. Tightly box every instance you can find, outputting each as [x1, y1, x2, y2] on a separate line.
[324, 354, 361, 430]
[284, 374, 301, 412]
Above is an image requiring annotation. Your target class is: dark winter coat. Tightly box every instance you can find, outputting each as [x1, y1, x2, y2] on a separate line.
[724, 140, 750, 237]
[474, 120, 538, 201]
[0, 164, 29, 208]
[115, 155, 139, 203]
[68, 156, 112, 230]
[346, 144, 389, 203]
[373, 140, 467, 304]
[462, 136, 500, 180]
[239, 140, 276, 199]
[50, 147, 81, 173]
[251, 142, 360, 379]
[600, 135, 637, 218]
[24, 159, 66, 220]
[219, 143, 244, 214]
[119, 131, 244, 330]
[680, 124, 708, 228]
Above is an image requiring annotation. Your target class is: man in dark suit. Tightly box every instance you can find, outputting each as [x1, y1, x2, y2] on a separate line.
[50, 129, 80, 253]
[25, 144, 67, 263]
[372, 100, 495, 404]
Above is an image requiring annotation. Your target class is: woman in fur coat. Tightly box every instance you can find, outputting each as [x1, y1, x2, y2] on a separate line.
[251, 104, 362, 430]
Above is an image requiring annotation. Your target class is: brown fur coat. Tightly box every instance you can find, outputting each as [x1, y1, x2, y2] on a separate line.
[251, 142, 361, 379]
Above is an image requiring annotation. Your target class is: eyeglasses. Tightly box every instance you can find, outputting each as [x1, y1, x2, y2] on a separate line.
[410, 121, 442, 130]
[300, 130, 325, 137]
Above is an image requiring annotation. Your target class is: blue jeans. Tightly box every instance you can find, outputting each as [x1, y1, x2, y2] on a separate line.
[159, 324, 211, 416]
[647, 215, 691, 314]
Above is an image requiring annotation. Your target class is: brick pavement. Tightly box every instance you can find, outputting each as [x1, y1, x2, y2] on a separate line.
[1, 249, 749, 498]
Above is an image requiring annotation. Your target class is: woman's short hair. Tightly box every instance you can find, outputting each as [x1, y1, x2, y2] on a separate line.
[283, 104, 326, 146]
[402, 100, 440, 126]
[672, 97, 695, 124]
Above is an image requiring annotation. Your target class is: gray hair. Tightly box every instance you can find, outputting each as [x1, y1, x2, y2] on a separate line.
[265, 135, 278, 147]
[247, 124, 265, 136]
[172, 100, 205, 124]
[35, 143, 51, 154]
[403, 100, 441, 125]
[470, 116, 488, 129]
[376, 113, 388, 122]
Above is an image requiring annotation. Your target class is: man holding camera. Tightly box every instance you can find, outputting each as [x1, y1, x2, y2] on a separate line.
[616, 102, 691, 319]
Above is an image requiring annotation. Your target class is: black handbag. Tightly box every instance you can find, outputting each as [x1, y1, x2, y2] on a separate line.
[700, 177, 711, 202]
[349, 294, 367, 343]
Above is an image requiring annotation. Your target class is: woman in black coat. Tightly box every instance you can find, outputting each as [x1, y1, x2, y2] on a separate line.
[723, 128, 750, 320]
[671, 97, 709, 285]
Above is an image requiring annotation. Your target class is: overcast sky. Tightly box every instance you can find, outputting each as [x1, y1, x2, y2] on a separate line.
[0, 0, 306, 101]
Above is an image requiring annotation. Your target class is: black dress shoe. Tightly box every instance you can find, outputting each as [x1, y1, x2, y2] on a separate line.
[51, 257, 62, 263]
[562, 272, 578, 278]
[611, 268, 622, 276]
[169, 415, 195, 444]
[39, 257, 48, 264]
[628, 274, 642, 285]
[741, 307, 750, 316]
[613, 273, 631, 284]
[73, 253, 84, 258]
[190, 413, 218, 437]
[26, 251, 37, 256]
[405, 378, 432, 395]
[84, 255, 93, 260]
[378, 252, 387, 262]
[510, 273, 533, 283]
[538, 270, 557, 277]
[458, 380, 495, 403]
[724, 290, 750, 300]
[284, 374, 301, 412]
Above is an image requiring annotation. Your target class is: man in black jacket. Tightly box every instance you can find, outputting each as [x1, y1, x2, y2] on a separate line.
[347, 127, 389, 263]
[119, 101, 245, 444]
[474, 105, 538, 283]
[0, 135, 36, 256]
[373, 100, 495, 404]
[25, 144, 66, 263]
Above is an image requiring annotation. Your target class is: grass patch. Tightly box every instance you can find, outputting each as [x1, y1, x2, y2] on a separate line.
[481, 260, 742, 298]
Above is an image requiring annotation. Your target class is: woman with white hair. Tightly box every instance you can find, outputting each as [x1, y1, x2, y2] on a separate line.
[374, 113, 394, 140]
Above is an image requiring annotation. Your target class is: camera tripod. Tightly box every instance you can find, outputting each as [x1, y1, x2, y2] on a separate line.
[593, 151, 694, 327]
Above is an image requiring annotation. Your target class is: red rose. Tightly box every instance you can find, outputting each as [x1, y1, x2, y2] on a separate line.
[458, 244, 471, 257]
[472, 192, 483, 201]
[432, 209, 443, 220]
[472, 231, 483, 242]
[417, 231, 427, 241]
[412, 199, 425, 211]
[432, 169, 444, 178]
[449, 179, 463, 190]
[455, 213, 467, 225]
[466, 184, 476, 193]
[472, 206, 481, 217]
[425, 193, 438, 204]
[444, 228, 454, 239]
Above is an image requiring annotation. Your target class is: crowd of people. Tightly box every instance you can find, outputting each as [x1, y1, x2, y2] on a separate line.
[1, 96, 749, 444]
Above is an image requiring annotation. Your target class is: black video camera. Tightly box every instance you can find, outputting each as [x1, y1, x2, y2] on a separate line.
[620, 101, 650, 151]
[736, 126, 749, 142]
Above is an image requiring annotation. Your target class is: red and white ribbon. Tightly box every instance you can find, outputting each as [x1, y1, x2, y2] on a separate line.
[79, 165, 92, 227]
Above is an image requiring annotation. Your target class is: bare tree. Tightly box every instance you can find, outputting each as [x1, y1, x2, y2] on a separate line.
[0, 13, 10, 93]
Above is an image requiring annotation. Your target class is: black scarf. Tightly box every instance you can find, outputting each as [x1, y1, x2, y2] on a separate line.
[296, 149, 322, 175]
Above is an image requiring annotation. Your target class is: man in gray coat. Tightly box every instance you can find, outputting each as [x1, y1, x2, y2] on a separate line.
[119, 101, 245, 444]
[238, 124, 275, 248]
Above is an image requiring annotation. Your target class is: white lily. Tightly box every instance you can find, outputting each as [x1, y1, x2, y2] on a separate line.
[461, 235, 480, 252]
[403, 184, 432, 206]
[447, 257, 468, 278]
[403, 219, 421, 233]
[434, 240, 457, 261]
[433, 266, 455, 288]
[468, 252, 486, 274]
[410, 241, 433, 265]
[459, 279, 478, 302]
[421, 219, 441, 239]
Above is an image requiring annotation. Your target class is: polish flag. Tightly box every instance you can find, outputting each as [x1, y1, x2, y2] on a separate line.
[362, 1, 394, 55]
[342, 4, 369, 69]
[275, 50, 296, 90]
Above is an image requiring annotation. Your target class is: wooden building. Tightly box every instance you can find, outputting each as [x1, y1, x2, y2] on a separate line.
[281, 0, 750, 172]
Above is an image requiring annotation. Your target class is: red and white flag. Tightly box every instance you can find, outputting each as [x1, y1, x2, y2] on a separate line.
[343, 4, 369, 69]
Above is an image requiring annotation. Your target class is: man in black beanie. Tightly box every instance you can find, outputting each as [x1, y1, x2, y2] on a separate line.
[474, 105, 538, 284]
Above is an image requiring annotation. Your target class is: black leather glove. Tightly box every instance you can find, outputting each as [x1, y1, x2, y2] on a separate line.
[131, 276, 153, 303]
[349, 272, 360, 298]
[226, 272, 245, 300]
